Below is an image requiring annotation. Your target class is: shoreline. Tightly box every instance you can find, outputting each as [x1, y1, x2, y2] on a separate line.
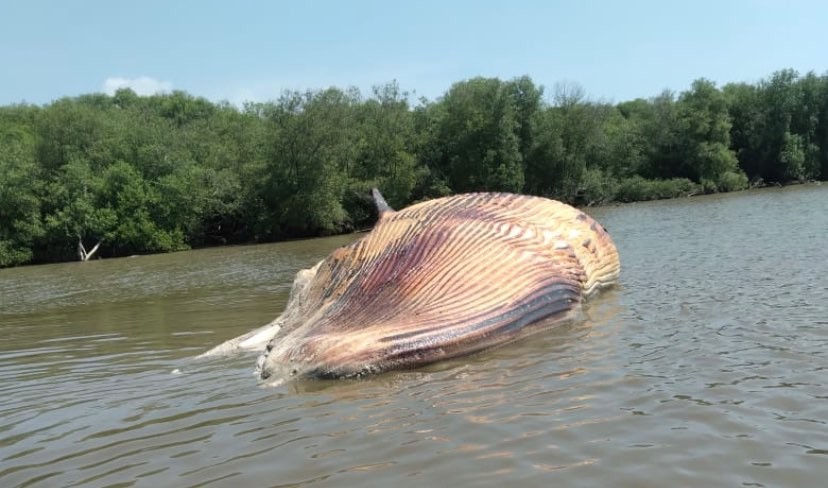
[2, 181, 822, 271]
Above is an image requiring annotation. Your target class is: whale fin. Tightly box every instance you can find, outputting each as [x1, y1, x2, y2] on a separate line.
[372, 188, 395, 218]
[195, 321, 281, 358]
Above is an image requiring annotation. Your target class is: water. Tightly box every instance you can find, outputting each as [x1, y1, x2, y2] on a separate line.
[1, 184, 826, 487]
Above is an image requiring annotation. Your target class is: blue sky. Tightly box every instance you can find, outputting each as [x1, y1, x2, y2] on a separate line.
[2, 0, 827, 106]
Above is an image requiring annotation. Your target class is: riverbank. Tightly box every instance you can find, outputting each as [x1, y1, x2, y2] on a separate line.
[2, 181, 822, 270]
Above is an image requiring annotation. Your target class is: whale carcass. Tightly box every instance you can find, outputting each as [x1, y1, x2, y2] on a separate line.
[201, 190, 620, 380]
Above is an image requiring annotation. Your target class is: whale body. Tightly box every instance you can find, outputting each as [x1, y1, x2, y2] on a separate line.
[202, 190, 620, 381]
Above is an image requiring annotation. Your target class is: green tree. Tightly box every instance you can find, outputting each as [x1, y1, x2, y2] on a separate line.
[637, 90, 682, 179]
[729, 69, 827, 183]
[0, 123, 44, 266]
[347, 81, 420, 219]
[674, 79, 744, 188]
[750, 69, 806, 182]
[260, 88, 354, 236]
[524, 106, 565, 196]
[100, 160, 188, 253]
[779, 131, 806, 180]
[600, 107, 647, 179]
[504, 76, 543, 165]
[429, 77, 524, 193]
[790, 72, 824, 179]
[42, 157, 116, 260]
[525, 83, 618, 201]
[723, 82, 763, 181]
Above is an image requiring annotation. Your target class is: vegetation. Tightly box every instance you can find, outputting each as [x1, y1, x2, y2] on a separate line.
[1, 69, 827, 267]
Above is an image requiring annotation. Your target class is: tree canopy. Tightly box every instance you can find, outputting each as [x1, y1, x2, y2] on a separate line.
[1, 69, 826, 267]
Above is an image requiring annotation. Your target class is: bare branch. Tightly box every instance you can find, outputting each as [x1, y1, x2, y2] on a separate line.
[83, 240, 103, 262]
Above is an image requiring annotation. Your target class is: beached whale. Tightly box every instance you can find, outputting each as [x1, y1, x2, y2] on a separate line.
[200, 190, 620, 380]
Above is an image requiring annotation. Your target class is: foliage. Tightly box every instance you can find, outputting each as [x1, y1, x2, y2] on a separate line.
[725, 69, 827, 182]
[425, 77, 525, 193]
[0, 69, 826, 267]
[673, 79, 741, 186]
[0, 121, 43, 266]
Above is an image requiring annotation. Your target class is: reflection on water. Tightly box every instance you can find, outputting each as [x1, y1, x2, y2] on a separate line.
[1, 184, 826, 487]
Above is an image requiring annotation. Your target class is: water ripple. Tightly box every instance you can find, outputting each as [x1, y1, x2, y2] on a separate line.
[1, 185, 827, 487]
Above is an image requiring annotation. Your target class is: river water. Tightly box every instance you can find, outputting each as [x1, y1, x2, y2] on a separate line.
[1, 184, 826, 487]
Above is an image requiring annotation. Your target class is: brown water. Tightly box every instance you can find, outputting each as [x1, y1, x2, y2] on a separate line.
[1, 184, 826, 488]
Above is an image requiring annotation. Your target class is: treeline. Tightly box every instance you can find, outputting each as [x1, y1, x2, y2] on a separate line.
[1, 69, 827, 267]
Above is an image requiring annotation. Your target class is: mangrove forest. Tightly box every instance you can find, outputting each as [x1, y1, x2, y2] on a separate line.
[1, 68, 827, 267]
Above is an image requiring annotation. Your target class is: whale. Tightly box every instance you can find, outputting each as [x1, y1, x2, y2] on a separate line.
[200, 190, 620, 381]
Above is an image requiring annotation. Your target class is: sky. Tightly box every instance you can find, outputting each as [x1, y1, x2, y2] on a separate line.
[2, 0, 827, 107]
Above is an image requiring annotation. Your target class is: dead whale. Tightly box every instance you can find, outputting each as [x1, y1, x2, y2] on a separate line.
[201, 190, 620, 381]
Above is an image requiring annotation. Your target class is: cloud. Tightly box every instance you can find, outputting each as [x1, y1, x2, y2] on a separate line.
[102, 76, 173, 96]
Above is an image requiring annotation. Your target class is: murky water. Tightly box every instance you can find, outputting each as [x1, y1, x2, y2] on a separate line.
[1, 184, 826, 487]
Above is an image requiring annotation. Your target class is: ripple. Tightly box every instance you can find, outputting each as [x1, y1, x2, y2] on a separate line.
[2, 185, 828, 487]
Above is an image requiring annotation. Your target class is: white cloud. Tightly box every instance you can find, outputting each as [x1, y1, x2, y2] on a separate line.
[102, 76, 173, 96]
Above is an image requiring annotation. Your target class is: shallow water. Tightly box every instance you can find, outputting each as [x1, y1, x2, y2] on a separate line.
[1, 184, 826, 487]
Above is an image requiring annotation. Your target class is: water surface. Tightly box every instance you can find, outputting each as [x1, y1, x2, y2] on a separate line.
[1, 184, 826, 487]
